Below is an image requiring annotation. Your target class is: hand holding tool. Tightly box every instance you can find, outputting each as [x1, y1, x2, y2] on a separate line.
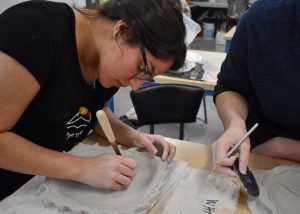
[228, 123, 259, 197]
[226, 123, 259, 158]
[212, 123, 260, 197]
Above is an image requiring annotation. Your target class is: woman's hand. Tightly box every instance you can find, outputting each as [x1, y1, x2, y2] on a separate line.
[132, 132, 176, 163]
[77, 154, 137, 190]
[212, 123, 250, 177]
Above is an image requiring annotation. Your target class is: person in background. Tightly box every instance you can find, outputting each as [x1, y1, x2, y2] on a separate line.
[0, 0, 186, 200]
[212, 0, 300, 177]
[226, 0, 249, 31]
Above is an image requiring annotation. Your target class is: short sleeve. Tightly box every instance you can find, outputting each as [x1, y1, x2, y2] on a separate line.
[0, 1, 57, 86]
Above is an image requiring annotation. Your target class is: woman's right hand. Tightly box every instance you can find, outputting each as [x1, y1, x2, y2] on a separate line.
[76, 154, 137, 190]
[212, 123, 251, 177]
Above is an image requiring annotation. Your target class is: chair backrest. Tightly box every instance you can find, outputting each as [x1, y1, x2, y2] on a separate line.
[130, 84, 204, 139]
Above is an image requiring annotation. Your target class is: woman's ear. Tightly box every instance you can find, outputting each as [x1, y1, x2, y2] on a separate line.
[113, 20, 132, 44]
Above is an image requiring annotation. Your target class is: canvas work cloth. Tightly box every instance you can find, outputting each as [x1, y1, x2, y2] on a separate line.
[0, 143, 187, 214]
[0, 143, 240, 214]
[150, 167, 240, 214]
[248, 165, 300, 214]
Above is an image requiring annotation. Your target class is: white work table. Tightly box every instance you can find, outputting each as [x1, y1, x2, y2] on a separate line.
[154, 50, 226, 92]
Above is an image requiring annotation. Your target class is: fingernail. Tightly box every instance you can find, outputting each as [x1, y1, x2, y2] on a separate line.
[241, 168, 247, 174]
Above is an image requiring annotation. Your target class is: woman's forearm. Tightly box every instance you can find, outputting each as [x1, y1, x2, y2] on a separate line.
[0, 131, 83, 180]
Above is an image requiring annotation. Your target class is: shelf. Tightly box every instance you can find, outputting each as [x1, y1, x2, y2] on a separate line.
[192, 0, 228, 9]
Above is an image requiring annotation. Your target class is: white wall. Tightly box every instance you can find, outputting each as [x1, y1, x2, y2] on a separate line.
[0, 0, 74, 14]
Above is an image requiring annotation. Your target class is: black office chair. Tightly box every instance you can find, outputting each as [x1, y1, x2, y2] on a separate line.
[130, 84, 204, 140]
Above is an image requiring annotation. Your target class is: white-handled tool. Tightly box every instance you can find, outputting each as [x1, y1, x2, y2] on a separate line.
[96, 110, 122, 156]
[226, 123, 259, 158]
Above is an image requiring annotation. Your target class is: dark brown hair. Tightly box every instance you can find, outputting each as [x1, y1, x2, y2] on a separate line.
[79, 0, 186, 70]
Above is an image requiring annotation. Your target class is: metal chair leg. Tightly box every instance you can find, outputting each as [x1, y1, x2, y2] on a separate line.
[179, 123, 184, 140]
[150, 124, 154, 134]
[203, 95, 208, 124]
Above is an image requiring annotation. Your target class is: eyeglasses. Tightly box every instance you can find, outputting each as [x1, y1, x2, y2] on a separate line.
[133, 43, 154, 82]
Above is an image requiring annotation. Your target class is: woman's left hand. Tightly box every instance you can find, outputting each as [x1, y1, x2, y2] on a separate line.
[132, 132, 176, 163]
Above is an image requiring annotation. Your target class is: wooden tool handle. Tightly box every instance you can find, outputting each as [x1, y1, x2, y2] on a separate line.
[96, 110, 116, 144]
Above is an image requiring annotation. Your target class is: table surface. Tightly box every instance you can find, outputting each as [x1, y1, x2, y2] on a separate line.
[154, 50, 226, 91]
[84, 134, 299, 214]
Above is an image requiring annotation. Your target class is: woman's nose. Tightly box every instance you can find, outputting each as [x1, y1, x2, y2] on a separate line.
[129, 78, 145, 91]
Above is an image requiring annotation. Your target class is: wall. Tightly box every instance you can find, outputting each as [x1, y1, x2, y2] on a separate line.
[0, 0, 73, 14]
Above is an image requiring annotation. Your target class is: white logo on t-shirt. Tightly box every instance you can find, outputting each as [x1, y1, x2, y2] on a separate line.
[66, 107, 91, 140]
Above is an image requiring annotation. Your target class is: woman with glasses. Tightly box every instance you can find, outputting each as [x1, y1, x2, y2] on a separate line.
[0, 0, 186, 200]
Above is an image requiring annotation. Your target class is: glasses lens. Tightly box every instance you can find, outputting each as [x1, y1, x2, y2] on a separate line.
[133, 43, 154, 82]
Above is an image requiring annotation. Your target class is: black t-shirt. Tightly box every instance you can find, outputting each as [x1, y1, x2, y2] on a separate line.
[0, 0, 118, 199]
[214, 0, 300, 147]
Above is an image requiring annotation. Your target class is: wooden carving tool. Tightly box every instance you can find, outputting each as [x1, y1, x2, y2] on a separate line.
[96, 110, 122, 156]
